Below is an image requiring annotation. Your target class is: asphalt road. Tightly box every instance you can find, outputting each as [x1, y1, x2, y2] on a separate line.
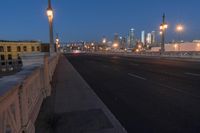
[66, 54, 200, 133]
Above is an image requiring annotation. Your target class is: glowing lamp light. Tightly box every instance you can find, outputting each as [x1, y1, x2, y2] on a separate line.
[113, 43, 118, 48]
[164, 24, 168, 29]
[138, 45, 142, 49]
[102, 39, 106, 44]
[160, 25, 163, 30]
[47, 9, 53, 19]
[160, 24, 168, 30]
[174, 44, 178, 48]
[176, 24, 184, 32]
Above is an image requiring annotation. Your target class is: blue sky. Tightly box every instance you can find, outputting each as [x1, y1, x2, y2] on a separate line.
[0, 0, 200, 42]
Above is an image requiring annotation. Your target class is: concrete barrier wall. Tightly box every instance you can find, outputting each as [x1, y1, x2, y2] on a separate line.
[88, 51, 200, 59]
[0, 54, 59, 133]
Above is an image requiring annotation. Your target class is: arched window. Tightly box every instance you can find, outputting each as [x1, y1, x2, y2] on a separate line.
[17, 46, 21, 52]
[0, 46, 4, 52]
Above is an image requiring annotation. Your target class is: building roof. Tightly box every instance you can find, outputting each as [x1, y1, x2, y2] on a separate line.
[0, 40, 41, 43]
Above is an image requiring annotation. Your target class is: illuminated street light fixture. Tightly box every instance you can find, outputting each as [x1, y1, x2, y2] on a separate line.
[46, 0, 55, 55]
[56, 34, 60, 51]
[176, 24, 184, 32]
[138, 44, 142, 49]
[176, 24, 184, 43]
[160, 13, 168, 54]
[102, 38, 107, 44]
[113, 43, 118, 48]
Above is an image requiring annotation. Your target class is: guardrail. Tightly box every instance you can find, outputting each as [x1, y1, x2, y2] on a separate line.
[0, 54, 59, 133]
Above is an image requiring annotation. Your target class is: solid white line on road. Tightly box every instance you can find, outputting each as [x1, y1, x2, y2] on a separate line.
[185, 72, 200, 77]
[128, 73, 147, 80]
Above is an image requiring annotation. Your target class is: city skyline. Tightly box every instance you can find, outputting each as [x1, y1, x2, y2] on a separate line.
[0, 0, 200, 42]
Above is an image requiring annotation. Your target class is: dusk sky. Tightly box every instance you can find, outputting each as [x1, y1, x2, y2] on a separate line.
[0, 0, 200, 42]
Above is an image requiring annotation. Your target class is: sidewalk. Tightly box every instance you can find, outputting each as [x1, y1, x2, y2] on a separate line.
[35, 55, 127, 133]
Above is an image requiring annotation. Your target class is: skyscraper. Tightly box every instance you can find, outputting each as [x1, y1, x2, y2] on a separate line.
[114, 33, 119, 44]
[119, 36, 126, 49]
[146, 33, 152, 44]
[151, 31, 156, 44]
[113, 33, 119, 49]
[141, 30, 146, 45]
[127, 28, 136, 49]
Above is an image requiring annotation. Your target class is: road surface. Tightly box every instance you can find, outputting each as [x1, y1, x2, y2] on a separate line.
[66, 54, 200, 133]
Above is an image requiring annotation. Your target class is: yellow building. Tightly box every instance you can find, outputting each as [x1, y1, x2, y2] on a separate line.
[0, 41, 41, 60]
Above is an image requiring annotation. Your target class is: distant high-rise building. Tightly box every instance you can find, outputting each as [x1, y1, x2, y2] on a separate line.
[146, 33, 152, 44]
[151, 31, 156, 44]
[119, 36, 126, 49]
[127, 28, 136, 49]
[113, 33, 119, 48]
[119, 36, 123, 49]
[141, 30, 146, 45]
[114, 33, 119, 44]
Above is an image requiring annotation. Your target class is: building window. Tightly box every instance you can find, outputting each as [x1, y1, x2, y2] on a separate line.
[17, 46, 21, 52]
[23, 46, 27, 52]
[32, 46, 35, 51]
[37, 46, 40, 51]
[1, 54, 5, 60]
[0, 46, 4, 52]
[8, 54, 12, 60]
[7, 46, 11, 52]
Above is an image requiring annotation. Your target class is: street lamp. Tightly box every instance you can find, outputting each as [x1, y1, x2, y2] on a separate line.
[47, 0, 54, 56]
[160, 13, 168, 54]
[56, 34, 60, 52]
[176, 24, 184, 43]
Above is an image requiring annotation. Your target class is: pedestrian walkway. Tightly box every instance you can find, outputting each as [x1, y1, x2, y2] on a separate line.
[35, 55, 127, 133]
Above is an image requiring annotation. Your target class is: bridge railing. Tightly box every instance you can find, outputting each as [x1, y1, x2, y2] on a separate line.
[0, 54, 59, 133]
[89, 51, 200, 59]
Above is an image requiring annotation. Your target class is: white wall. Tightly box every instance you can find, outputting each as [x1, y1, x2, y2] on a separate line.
[151, 42, 200, 52]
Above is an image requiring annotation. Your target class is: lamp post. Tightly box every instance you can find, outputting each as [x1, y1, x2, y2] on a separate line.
[160, 14, 168, 54]
[47, 0, 54, 56]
